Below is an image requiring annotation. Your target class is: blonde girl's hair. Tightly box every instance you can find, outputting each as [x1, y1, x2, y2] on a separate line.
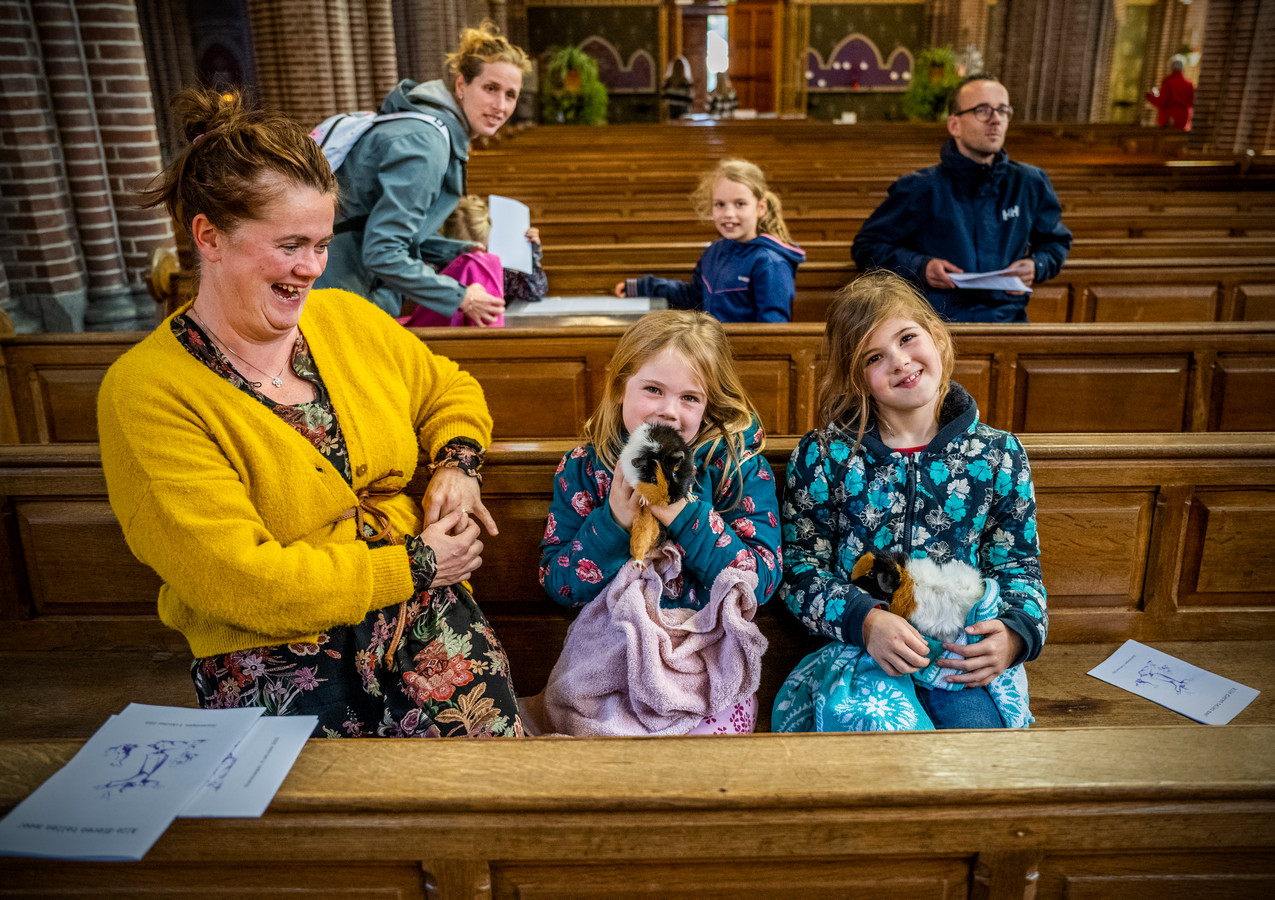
[690, 158, 795, 246]
[817, 270, 956, 446]
[583, 309, 763, 492]
[445, 19, 532, 84]
[140, 86, 338, 243]
[444, 195, 492, 243]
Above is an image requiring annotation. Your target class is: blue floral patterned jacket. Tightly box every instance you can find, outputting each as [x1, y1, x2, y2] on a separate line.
[539, 419, 782, 610]
[779, 383, 1047, 664]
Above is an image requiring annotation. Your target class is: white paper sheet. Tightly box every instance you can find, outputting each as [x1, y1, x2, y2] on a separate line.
[0, 705, 262, 861]
[487, 194, 533, 275]
[948, 267, 1032, 293]
[181, 715, 315, 818]
[1087, 639, 1260, 725]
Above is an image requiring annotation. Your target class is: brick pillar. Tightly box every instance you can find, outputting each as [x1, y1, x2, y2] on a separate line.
[32, 0, 137, 327]
[1192, 0, 1275, 154]
[135, 0, 196, 159]
[347, 0, 375, 108]
[0, 0, 86, 332]
[77, 0, 174, 324]
[367, 0, 399, 101]
[988, 0, 1113, 122]
[248, 0, 398, 127]
[326, 0, 358, 112]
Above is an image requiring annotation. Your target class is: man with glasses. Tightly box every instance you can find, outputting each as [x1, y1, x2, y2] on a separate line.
[852, 75, 1072, 322]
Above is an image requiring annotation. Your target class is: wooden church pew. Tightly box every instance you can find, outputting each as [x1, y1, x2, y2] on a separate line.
[3, 322, 1275, 446]
[2, 724, 1273, 899]
[2, 433, 1273, 741]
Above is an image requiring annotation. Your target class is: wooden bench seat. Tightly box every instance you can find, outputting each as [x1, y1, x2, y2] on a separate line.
[2, 434, 1272, 736]
[3, 724, 1272, 899]
[5, 322, 1274, 445]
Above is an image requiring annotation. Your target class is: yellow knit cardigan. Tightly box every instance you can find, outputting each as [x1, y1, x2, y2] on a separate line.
[97, 289, 492, 657]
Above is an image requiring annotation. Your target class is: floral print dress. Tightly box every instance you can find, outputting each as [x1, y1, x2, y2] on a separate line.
[174, 313, 522, 738]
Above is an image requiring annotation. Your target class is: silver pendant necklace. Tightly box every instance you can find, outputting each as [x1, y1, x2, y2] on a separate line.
[190, 306, 290, 388]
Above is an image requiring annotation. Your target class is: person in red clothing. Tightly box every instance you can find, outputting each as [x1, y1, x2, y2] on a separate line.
[1146, 55, 1194, 130]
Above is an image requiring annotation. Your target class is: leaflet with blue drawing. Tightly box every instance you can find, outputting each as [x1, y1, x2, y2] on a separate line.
[181, 714, 315, 818]
[0, 704, 262, 861]
[1087, 640, 1259, 725]
[487, 194, 533, 274]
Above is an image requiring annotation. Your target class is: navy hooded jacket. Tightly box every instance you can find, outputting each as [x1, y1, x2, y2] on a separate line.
[626, 234, 806, 323]
[851, 139, 1072, 322]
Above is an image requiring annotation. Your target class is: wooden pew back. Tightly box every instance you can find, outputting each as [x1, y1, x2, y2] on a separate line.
[5, 323, 1274, 445]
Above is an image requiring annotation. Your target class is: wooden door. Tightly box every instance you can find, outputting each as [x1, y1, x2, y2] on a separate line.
[729, 0, 781, 112]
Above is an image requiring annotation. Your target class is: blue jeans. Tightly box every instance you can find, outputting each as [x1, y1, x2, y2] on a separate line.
[916, 685, 1004, 729]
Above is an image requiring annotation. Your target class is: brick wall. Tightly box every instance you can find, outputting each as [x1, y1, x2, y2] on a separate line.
[1193, 0, 1275, 154]
[77, 0, 174, 317]
[0, 0, 86, 331]
[33, 0, 135, 326]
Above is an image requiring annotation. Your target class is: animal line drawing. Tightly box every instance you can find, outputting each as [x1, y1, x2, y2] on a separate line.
[1136, 660, 1192, 695]
[96, 739, 205, 795]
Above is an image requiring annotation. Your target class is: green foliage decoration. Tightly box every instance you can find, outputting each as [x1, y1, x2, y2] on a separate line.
[901, 47, 961, 123]
[542, 45, 609, 126]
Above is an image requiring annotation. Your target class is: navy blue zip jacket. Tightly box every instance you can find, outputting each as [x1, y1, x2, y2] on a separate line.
[851, 139, 1072, 322]
[626, 234, 806, 323]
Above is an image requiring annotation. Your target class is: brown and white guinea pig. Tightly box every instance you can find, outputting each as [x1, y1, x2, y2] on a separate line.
[851, 551, 985, 643]
[618, 422, 695, 564]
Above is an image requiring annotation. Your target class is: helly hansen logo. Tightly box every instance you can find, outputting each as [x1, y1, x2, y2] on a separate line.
[1001, 205, 1020, 221]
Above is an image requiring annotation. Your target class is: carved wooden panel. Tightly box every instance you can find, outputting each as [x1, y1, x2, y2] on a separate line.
[465, 359, 590, 440]
[1014, 356, 1190, 432]
[1039, 851, 1275, 900]
[1035, 491, 1153, 609]
[954, 357, 992, 426]
[31, 368, 108, 443]
[1237, 283, 1275, 321]
[1027, 284, 1070, 323]
[736, 356, 794, 435]
[1211, 355, 1275, 431]
[1086, 284, 1221, 322]
[1179, 490, 1275, 608]
[491, 856, 970, 899]
[16, 500, 159, 615]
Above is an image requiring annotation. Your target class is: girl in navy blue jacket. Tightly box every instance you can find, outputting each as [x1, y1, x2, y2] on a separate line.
[614, 159, 805, 323]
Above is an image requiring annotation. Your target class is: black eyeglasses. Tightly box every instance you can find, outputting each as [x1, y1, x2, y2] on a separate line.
[952, 103, 1014, 122]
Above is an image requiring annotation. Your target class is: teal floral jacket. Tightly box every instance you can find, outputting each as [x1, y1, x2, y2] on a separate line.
[777, 383, 1047, 665]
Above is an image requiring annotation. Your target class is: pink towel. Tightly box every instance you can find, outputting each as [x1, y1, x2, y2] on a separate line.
[400, 251, 505, 328]
[544, 544, 768, 736]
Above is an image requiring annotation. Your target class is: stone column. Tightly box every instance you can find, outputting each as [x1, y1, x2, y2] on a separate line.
[76, 0, 175, 325]
[32, 0, 136, 327]
[0, 0, 87, 332]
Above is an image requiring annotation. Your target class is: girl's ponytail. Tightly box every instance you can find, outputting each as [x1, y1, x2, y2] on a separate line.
[759, 189, 794, 245]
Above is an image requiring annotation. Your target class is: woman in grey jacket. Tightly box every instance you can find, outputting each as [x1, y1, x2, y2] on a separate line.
[317, 22, 530, 324]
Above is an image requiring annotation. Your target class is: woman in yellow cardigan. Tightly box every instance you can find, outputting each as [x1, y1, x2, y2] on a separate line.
[98, 87, 523, 738]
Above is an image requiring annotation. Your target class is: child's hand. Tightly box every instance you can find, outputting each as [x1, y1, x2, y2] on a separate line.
[525, 227, 540, 246]
[863, 608, 930, 676]
[937, 619, 1024, 687]
[607, 474, 641, 530]
[613, 281, 627, 298]
[649, 497, 689, 527]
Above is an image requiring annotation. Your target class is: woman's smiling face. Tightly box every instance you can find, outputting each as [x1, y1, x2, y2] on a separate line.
[456, 61, 523, 136]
